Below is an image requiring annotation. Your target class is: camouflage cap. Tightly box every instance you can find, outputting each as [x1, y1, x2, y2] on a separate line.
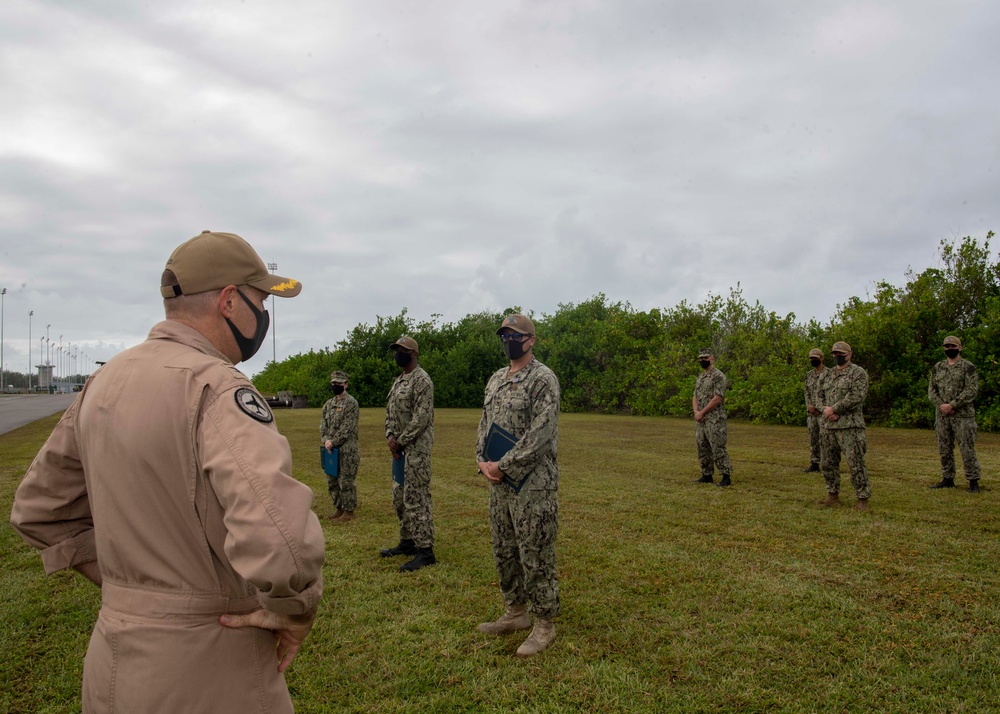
[698, 348, 714, 359]
[160, 231, 301, 299]
[943, 335, 962, 349]
[391, 335, 419, 354]
[329, 370, 349, 384]
[831, 341, 852, 354]
[809, 348, 824, 359]
[497, 313, 535, 336]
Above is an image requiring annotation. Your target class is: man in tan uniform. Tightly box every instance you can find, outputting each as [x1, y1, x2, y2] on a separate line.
[10, 231, 324, 714]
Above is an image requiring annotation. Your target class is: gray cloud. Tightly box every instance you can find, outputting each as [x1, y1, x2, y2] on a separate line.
[1, 0, 998, 380]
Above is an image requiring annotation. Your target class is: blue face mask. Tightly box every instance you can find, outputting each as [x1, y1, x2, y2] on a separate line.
[226, 289, 270, 363]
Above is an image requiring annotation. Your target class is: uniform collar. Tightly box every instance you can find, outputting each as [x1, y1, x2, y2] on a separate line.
[505, 356, 538, 382]
[149, 320, 232, 364]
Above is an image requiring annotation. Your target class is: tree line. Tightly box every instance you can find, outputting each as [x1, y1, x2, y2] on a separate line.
[254, 233, 1000, 431]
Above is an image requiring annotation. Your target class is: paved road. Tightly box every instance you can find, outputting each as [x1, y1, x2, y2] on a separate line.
[0, 394, 77, 436]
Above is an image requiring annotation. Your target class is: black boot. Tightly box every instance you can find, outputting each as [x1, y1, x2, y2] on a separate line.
[803, 463, 820, 473]
[717, 475, 731, 488]
[929, 478, 955, 489]
[400, 547, 436, 572]
[969, 480, 981, 493]
[694, 474, 714, 484]
[380, 539, 417, 558]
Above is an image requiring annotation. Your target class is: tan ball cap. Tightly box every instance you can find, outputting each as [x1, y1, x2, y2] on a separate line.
[809, 348, 824, 358]
[329, 370, 349, 384]
[698, 348, 714, 359]
[497, 313, 535, 336]
[831, 341, 852, 354]
[161, 231, 302, 299]
[943, 336, 962, 349]
[391, 335, 419, 354]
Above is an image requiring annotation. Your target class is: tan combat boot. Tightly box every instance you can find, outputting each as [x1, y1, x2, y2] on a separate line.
[337, 511, 355, 523]
[854, 499, 869, 512]
[477, 604, 531, 635]
[516, 618, 556, 657]
[818, 492, 840, 507]
[330, 508, 345, 520]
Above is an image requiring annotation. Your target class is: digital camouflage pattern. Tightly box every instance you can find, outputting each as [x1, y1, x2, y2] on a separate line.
[820, 362, 870, 498]
[385, 365, 435, 548]
[820, 362, 868, 430]
[929, 357, 981, 481]
[476, 358, 560, 491]
[694, 367, 728, 422]
[477, 357, 560, 618]
[928, 357, 978, 419]
[489, 488, 559, 618]
[320, 392, 360, 511]
[694, 367, 732, 478]
[821, 427, 871, 499]
[805, 365, 829, 466]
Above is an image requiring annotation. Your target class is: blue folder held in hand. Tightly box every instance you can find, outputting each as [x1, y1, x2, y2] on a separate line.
[321, 446, 340, 478]
[392, 451, 405, 485]
[484, 423, 529, 493]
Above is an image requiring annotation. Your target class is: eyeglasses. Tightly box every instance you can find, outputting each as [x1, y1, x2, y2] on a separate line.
[499, 333, 532, 343]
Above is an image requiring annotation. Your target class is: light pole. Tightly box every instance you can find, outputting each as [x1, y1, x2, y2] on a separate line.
[267, 262, 277, 364]
[1, 287, 6, 393]
[28, 310, 33, 392]
[46, 324, 50, 365]
[59, 335, 63, 381]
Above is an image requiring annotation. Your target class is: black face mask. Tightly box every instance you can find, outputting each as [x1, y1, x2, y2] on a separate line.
[810, 358, 821, 367]
[834, 354, 848, 366]
[226, 290, 270, 363]
[503, 339, 530, 361]
[699, 360, 712, 369]
[944, 348, 960, 359]
[395, 350, 413, 368]
[331, 384, 345, 395]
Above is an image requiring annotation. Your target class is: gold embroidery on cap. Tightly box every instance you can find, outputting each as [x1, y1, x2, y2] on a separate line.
[271, 280, 299, 292]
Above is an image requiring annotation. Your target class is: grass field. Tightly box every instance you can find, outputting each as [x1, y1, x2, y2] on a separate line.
[3, 408, 1000, 713]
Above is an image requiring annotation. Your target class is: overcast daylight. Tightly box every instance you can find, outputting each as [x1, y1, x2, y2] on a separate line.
[1, 0, 998, 381]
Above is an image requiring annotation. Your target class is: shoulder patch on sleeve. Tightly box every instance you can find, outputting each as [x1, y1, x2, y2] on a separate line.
[234, 388, 274, 423]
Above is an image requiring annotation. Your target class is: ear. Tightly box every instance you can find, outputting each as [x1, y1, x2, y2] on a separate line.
[217, 285, 239, 319]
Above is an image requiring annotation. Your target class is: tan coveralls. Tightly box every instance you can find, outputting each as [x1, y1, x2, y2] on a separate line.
[10, 321, 324, 714]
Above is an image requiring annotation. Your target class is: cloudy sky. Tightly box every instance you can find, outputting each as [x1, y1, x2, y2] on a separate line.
[1, 0, 998, 381]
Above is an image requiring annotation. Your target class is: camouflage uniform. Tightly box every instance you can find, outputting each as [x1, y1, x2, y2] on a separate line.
[820, 363, 871, 499]
[694, 367, 732, 479]
[385, 366, 435, 548]
[928, 357, 980, 482]
[320, 392, 360, 511]
[477, 358, 560, 619]
[804, 365, 829, 467]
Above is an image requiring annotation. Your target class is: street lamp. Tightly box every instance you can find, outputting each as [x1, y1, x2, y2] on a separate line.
[1, 287, 6, 393]
[59, 335, 63, 380]
[267, 262, 277, 364]
[28, 310, 33, 392]
[46, 324, 50, 365]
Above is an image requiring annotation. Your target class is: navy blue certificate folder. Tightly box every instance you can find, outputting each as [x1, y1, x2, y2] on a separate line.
[321, 447, 339, 478]
[484, 423, 528, 492]
[392, 451, 405, 485]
